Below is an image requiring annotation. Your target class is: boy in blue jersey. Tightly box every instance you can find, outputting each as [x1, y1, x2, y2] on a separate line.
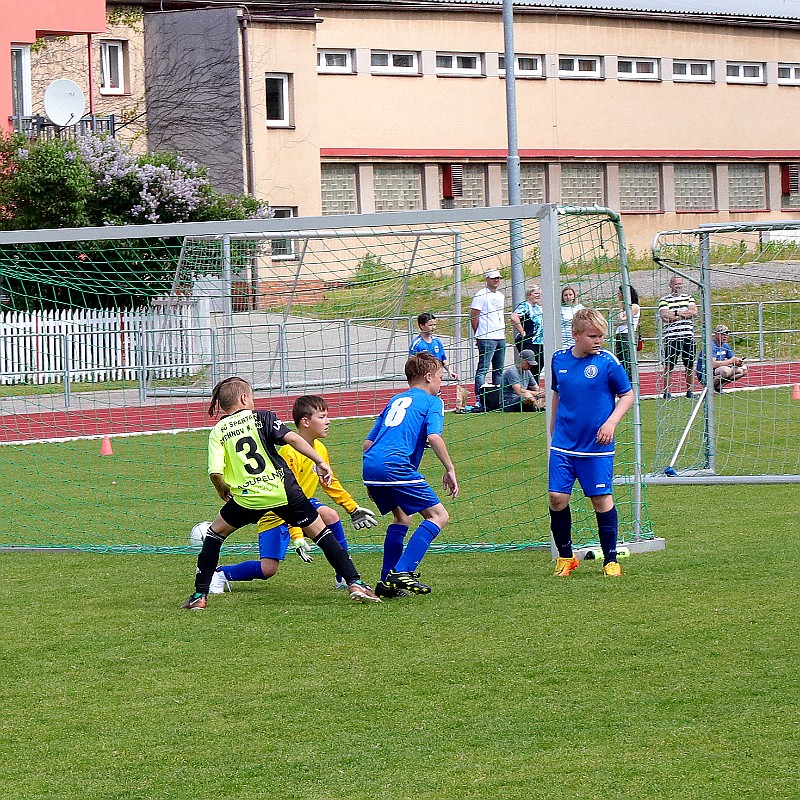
[363, 352, 459, 597]
[548, 308, 633, 578]
[409, 313, 460, 380]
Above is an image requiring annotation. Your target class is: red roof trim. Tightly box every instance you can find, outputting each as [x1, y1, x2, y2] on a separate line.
[320, 148, 800, 159]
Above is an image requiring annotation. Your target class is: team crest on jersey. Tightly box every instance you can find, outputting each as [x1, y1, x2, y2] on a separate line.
[584, 365, 599, 379]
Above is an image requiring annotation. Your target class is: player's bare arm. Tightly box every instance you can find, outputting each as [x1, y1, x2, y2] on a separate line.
[596, 391, 634, 444]
[209, 472, 232, 502]
[427, 433, 459, 499]
[282, 431, 332, 485]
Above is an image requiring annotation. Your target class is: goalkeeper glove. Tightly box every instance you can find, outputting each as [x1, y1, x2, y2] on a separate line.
[293, 537, 314, 563]
[350, 506, 379, 530]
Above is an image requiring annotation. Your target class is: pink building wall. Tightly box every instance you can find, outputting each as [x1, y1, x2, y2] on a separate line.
[1, 0, 107, 131]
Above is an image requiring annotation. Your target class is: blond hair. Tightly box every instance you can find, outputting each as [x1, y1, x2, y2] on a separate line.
[572, 307, 608, 336]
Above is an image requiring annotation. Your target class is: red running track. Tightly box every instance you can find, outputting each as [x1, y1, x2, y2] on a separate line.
[1, 365, 798, 445]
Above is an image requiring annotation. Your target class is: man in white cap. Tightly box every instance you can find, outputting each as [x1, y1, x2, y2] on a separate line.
[696, 324, 748, 392]
[470, 269, 506, 407]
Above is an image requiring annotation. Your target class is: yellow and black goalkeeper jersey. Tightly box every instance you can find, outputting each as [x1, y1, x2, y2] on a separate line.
[207, 409, 301, 510]
[257, 439, 357, 534]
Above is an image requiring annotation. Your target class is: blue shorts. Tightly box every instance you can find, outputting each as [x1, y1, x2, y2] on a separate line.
[366, 482, 441, 516]
[548, 450, 614, 497]
[257, 498, 324, 561]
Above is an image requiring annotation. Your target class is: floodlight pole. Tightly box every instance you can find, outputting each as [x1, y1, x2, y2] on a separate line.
[503, 0, 525, 308]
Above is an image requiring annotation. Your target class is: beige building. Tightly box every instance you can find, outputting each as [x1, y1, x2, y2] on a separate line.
[143, 1, 800, 252]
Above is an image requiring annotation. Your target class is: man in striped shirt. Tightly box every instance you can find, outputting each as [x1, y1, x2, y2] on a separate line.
[658, 275, 698, 399]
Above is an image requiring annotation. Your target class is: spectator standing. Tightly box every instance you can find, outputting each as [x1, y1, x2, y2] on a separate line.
[470, 269, 506, 407]
[510, 285, 544, 381]
[560, 286, 585, 348]
[409, 312, 460, 380]
[658, 275, 698, 399]
[614, 285, 641, 379]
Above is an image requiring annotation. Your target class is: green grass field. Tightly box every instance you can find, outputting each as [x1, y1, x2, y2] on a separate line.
[2, 482, 798, 800]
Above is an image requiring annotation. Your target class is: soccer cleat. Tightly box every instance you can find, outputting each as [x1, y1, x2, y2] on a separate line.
[385, 570, 432, 594]
[334, 577, 348, 590]
[554, 556, 579, 577]
[180, 592, 208, 610]
[603, 561, 623, 577]
[374, 580, 410, 599]
[348, 581, 382, 603]
[208, 570, 231, 595]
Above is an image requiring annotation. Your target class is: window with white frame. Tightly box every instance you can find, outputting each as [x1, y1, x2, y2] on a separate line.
[619, 164, 662, 212]
[778, 63, 800, 85]
[10, 45, 32, 117]
[370, 51, 419, 75]
[501, 164, 546, 204]
[728, 164, 767, 211]
[726, 61, 764, 84]
[674, 164, 716, 211]
[558, 56, 602, 79]
[99, 40, 126, 94]
[321, 164, 359, 214]
[498, 54, 544, 78]
[672, 59, 713, 82]
[270, 208, 297, 258]
[561, 164, 605, 205]
[265, 74, 292, 127]
[374, 164, 423, 211]
[617, 57, 659, 80]
[435, 52, 483, 76]
[317, 50, 354, 74]
[442, 164, 486, 208]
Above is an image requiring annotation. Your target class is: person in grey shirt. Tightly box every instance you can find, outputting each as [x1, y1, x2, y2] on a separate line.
[477, 349, 544, 412]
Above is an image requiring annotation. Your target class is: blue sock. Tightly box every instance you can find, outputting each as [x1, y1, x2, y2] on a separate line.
[549, 506, 573, 558]
[221, 560, 267, 582]
[596, 506, 619, 565]
[395, 520, 440, 574]
[329, 519, 349, 582]
[381, 523, 409, 581]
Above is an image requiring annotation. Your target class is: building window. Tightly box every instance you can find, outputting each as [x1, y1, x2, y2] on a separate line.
[270, 208, 297, 258]
[442, 164, 486, 208]
[781, 164, 800, 209]
[317, 50, 354, 74]
[777, 63, 800, 85]
[674, 164, 716, 211]
[728, 164, 767, 211]
[321, 164, 358, 214]
[619, 164, 662, 212]
[370, 51, 419, 75]
[501, 164, 546, 205]
[726, 62, 764, 84]
[10, 45, 32, 117]
[374, 164, 423, 211]
[558, 56, 602, 79]
[99, 40, 126, 95]
[265, 74, 292, 127]
[498, 54, 543, 78]
[561, 164, 605, 206]
[617, 57, 659, 81]
[435, 52, 483, 76]
[673, 59, 713, 82]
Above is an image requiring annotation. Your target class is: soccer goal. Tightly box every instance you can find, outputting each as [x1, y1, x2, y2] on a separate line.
[0, 205, 658, 555]
[650, 220, 800, 485]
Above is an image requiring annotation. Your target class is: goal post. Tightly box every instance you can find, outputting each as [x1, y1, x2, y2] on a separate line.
[650, 220, 800, 485]
[0, 205, 658, 555]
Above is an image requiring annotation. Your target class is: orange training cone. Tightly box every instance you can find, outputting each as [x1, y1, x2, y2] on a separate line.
[101, 435, 114, 456]
[793, 383, 800, 401]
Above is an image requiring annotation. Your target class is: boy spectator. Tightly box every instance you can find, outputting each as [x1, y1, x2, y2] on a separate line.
[409, 312, 460, 380]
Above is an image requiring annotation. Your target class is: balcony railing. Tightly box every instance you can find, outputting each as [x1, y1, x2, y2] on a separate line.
[10, 115, 116, 140]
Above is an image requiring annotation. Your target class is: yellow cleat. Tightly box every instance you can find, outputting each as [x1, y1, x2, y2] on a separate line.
[603, 561, 623, 577]
[554, 556, 579, 577]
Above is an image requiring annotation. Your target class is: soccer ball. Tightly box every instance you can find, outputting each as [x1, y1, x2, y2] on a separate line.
[190, 521, 212, 549]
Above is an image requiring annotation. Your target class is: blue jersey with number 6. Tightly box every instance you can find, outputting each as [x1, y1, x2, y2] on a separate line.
[363, 388, 444, 484]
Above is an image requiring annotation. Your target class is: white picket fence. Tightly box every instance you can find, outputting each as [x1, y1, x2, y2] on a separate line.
[0, 302, 205, 384]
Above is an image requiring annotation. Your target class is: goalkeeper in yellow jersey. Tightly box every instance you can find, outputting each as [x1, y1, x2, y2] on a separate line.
[209, 394, 379, 594]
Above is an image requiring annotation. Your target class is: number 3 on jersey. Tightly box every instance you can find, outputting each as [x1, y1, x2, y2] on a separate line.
[384, 396, 413, 427]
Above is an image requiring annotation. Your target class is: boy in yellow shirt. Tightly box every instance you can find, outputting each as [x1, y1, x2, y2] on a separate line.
[209, 395, 378, 593]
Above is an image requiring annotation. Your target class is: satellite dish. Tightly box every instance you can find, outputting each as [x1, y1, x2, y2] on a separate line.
[43, 80, 86, 127]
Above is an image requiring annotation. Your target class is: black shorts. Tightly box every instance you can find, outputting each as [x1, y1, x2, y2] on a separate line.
[664, 337, 695, 369]
[220, 495, 319, 531]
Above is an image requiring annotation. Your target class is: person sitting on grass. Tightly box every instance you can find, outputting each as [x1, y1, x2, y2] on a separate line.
[208, 394, 380, 595]
[409, 312, 460, 381]
[696, 324, 748, 393]
[477, 349, 545, 412]
[181, 377, 380, 610]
